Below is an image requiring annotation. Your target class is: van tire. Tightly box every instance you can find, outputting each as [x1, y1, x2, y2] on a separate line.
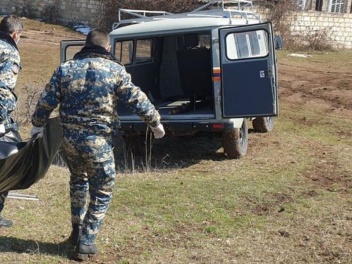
[222, 120, 248, 159]
[252, 116, 275, 133]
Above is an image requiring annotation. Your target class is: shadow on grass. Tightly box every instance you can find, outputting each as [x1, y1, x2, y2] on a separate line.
[0, 236, 74, 259]
[52, 132, 228, 173]
[52, 128, 260, 174]
[113, 133, 227, 173]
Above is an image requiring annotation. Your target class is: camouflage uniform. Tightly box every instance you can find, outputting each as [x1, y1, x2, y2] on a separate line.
[31, 45, 160, 246]
[0, 192, 8, 213]
[0, 32, 21, 126]
[0, 31, 21, 214]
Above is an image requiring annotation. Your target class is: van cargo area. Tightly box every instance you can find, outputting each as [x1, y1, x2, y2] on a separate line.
[116, 32, 216, 126]
[118, 98, 215, 121]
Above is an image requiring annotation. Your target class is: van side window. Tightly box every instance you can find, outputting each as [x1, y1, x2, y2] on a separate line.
[65, 45, 83, 61]
[114, 40, 133, 65]
[225, 29, 269, 60]
[198, 34, 211, 49]
[136, 39, 152, 63]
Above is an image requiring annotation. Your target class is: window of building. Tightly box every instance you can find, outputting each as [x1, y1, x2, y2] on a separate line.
[297, 0, 307, 10]
[315, 0, 323, 11]
[328, 0, 345, 13]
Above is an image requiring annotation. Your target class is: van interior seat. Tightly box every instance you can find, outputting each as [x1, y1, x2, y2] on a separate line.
[176, 34, 213, 103]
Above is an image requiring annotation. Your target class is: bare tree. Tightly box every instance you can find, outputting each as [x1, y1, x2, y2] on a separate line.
[98, 0, 200, 30]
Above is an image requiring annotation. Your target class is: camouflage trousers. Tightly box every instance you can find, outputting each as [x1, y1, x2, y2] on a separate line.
[62, 129, 116, 246]
[0, 191, 8, 213]
[0, 88, 16, 125]
[0, 89, 15, 214]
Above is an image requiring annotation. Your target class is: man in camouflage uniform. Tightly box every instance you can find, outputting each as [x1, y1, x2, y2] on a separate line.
[0, 15, 23, 228]
[31, 28, 165, 261]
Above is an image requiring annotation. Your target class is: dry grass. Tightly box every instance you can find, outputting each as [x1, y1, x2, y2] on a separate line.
[0, 19, 351, 264]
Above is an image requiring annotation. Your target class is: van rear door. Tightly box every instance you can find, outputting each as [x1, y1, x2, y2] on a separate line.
[219, 22, 278, 118]
[60, 40, 85, 63]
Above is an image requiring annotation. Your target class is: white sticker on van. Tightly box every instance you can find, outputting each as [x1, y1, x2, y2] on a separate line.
[260, 70, 265, 78]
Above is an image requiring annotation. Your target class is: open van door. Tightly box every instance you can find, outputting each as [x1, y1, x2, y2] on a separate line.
[60, 40, 85, 63]
[219, 22, 278, 118]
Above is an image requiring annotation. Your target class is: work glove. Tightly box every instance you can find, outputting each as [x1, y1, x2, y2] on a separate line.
[0, 123, 5, 134]
[150, 124, 165, 139]
[30, 126, 44, 138]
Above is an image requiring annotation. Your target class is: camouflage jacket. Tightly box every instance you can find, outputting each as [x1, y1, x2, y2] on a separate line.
[0, 32, 21, 124]
[31, 45, 160, 134]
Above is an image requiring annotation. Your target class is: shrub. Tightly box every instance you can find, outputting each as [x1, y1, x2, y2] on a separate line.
[284, 27, 334, 51]
[41, 3, 60, 23]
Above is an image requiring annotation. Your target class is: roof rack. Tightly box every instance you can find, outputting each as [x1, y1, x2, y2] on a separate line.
[112, 0, 260, 30]
[192, 0, 254, 12]
[118, 9, 173, 22]
[114, 9, 175, 29]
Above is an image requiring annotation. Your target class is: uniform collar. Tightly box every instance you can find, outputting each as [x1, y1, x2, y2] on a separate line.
[0, 31, 19, 51]
[73, 45, 120, 64]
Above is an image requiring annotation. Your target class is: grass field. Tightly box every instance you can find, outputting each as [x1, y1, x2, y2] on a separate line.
[0, 18, 351, 263]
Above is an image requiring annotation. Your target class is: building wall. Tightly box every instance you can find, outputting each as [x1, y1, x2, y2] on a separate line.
[0, 0, 102, 26]
[284, 11, 352, 49]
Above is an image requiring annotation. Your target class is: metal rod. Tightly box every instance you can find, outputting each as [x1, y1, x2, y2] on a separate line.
[8, 192, 37, 198]
[7, 192, 39, 201]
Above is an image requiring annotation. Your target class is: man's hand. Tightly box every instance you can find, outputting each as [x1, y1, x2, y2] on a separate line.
[0, 123, 5, 135]
[150, 124, 165, 139]
[30, 126, 44, 138]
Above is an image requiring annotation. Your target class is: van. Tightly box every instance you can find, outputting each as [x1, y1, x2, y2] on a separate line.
[60, 0, 278, 159]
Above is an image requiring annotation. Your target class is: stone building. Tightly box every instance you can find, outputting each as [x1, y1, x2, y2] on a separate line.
[1, 0, 352, 48]
[287, 0, 352, 49]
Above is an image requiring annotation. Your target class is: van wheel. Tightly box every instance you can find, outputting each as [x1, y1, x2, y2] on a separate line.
[252, 116, 275, 133]
[124, 133, 152, 156]
[222, 120, 248, 159]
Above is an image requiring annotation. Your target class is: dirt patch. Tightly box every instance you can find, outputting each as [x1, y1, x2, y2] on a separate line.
[278, 59, 352, 117]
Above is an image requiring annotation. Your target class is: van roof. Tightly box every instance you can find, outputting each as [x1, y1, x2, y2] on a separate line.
[110, 0, 261, 37]
[110, 16, 260, 37]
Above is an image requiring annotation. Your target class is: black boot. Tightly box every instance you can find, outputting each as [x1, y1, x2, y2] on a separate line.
[73, 243, 97, 261]
[69, 224, 82, 245]
[0, 216, 13, 228]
